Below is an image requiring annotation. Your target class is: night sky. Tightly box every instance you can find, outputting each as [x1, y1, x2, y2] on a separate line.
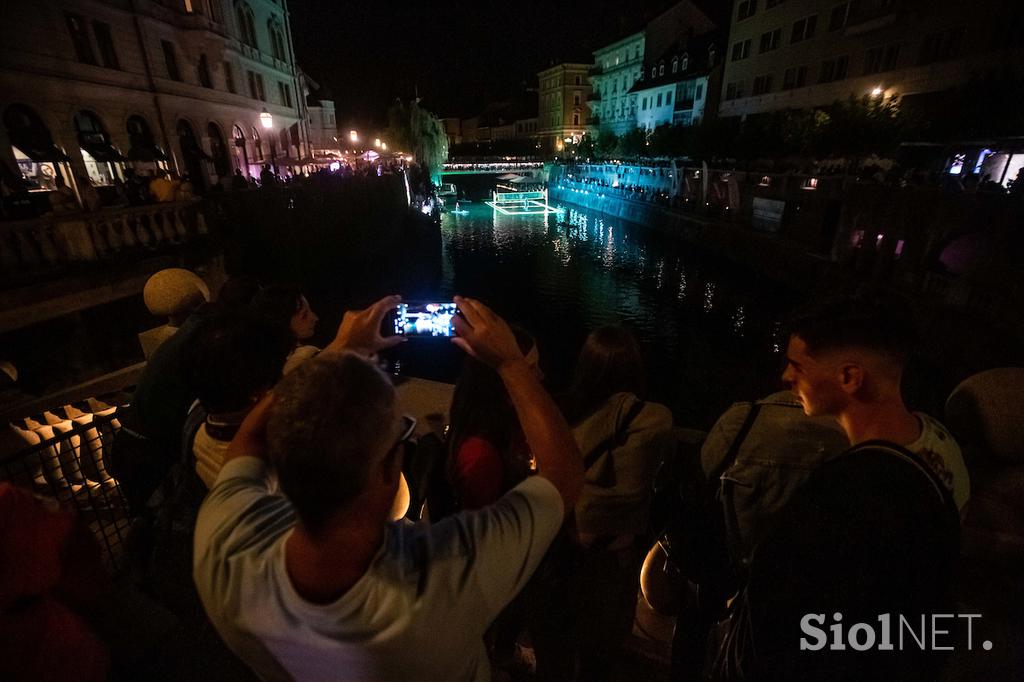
[288, 0, 697, 127]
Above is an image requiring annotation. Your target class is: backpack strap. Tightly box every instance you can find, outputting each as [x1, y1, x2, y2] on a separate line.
[582, 397, 647, 471]
[718, 402, 762, 573]
[846, 439, 959, 522]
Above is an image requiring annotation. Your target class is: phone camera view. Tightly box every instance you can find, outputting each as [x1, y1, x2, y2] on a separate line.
[394, 303, 459, 338]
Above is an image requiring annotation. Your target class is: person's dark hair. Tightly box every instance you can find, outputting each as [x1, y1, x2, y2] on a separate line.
[447, 326, 535, 471]
[187, 312, 293, 414]
[215, 276, 261, 310]
[249, 283, 303, 338]
[564, 325, 646, 423]
[267, 353, 396, 532]
[786, 292, 919, 365]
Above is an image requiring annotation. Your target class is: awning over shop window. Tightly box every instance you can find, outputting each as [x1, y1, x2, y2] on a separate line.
[80, 140, 125, 162]
[127, 144, 168, 162]
[11, 138, 70, 162]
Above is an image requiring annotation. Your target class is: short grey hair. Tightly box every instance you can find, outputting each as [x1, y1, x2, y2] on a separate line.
[267, 352, 396, 531]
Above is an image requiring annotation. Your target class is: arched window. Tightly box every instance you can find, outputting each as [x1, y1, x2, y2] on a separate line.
[672, 57, 679, 73]
[74, 110, 124, 186]
[235, 2, 257, 47]
[659, 63, 665, 76]
[268, 19, 286, 61]
[197, 54, 213, 88]
[208, 122, 230, 177]
[232, 124, 250, 176]
[4, 103, 70, 191]
[681, 54, 689, 71]
[651, 66, 656, 78]
[251, 126, 263, 161]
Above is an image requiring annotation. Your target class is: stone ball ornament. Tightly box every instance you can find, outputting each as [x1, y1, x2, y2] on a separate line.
[143, 268, 210, 318]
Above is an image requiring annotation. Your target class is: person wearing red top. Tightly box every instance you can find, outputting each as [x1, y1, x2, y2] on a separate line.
[447, 327, 541, 510]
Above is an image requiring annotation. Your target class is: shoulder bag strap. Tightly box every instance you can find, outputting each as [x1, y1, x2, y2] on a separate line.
[847, 439, 959, 521]
[582, 397, 647, 471]
[719, 402, 762, 574]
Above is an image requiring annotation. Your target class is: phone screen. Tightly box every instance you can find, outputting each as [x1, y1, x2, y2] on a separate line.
[394, 302, 459, 337]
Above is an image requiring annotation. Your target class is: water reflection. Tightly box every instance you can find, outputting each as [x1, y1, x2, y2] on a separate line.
[436, 201, 796, 426]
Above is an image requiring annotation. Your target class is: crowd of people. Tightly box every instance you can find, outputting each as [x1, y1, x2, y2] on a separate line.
[74, 279, 967, 681]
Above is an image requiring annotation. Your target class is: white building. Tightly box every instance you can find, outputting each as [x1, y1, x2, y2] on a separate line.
[632, 33, 721, 130]
[589, 32, 645, 136]
[0, 0, 321, 197]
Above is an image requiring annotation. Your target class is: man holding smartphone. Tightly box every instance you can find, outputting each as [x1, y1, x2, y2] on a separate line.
[193, 295, 583, 681]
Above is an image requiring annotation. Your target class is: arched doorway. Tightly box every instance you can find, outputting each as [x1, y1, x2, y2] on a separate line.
[250, 126, 264, 178]
[207, 122, 230, 180]
[176, 119, 208, 192]
[126, 115, 169, 173]
[4, 103, 73, 193]
[231, 125, 250, 177]
[73, 110, 125, 186]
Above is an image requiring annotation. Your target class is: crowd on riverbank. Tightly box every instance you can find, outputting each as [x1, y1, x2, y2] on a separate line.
[3, 269, 1012, 681]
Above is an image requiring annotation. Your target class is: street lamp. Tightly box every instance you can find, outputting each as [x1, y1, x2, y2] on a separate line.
[374, 138, 381, 148]
[350, 130, 358, 144]
[260, 108, 277, 175]
[871, 85, 884, 98]
[381, 142, 388, 152]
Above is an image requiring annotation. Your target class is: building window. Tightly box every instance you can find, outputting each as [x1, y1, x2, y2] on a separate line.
[161, 40, 181, 81]
[752, 74, 773, 95]
[268, 19, 287, 61]
[731, 39, 751, 61]
[666, 91, 673, 105]
[680, 54, 688, 71]
[759, 29, 781, 53]
[572, 111, 580, 126]
[864, 43, 900, 74]
[247, 70, 265, 100]
[782, 65, 808, 89]
[656, 93, 663, 107]
[92, 21, 119, 69]
[236, 2, 258, 48]
[737, 0, 757, 21]
[651, 67, 656, 78]
[574, 75, 582, 85]
[198, 54, 213, 87]
[696, 82, 703, 99]
[819, 55, 849, 82]
[642, 97, 648, 110]
[65, 13, 96, 65]
[224, 61, 236, 93]
[829, 3, 848, 31]
[766, 0, 786, 7]
[278, 81, 293, 108]
[659, 63, 665, 76]
[791, 15, 818, 43]
[725, 81, 745, 100]
[251, 127, 263, 161]
[672, 57, 679, 73]
[918, 28, 965, 65]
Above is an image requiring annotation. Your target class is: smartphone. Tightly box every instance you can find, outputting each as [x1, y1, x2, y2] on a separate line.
[393, 302, 459, 337]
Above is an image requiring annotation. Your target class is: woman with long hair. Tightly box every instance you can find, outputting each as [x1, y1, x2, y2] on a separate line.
[249, 283, 320, 374]
[561, 325, 674, 681]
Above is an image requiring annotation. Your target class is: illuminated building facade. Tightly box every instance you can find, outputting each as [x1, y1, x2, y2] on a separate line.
[0, 0, 319, 197]
[537, 63, 592, 152]
[589, 32, 646, 136]
[632, 32, 722, 130]
[719, 0, 1024, 118]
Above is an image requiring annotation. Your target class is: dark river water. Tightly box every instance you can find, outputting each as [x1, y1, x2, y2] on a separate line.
[391, 191, 802, 431]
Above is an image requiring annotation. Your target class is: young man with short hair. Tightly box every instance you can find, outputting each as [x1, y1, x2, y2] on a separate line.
[193, 296, 583, 681]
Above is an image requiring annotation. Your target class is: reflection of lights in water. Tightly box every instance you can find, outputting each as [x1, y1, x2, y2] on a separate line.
[678, 270, 687, 299]
[657, 259, 665, 289]
[732, 305, 746, 335]
[704, 282, 716, 312]
[770, 321, 783, 353]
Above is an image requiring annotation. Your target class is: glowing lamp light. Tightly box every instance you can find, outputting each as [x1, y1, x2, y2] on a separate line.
[871, 86, 884, 98]
[259, 109, 273, 130]
[381, 142, 388, 151]
[349, 130, 358, 143]
[374, 138, 381, 148]
[329, 161, 341, 171]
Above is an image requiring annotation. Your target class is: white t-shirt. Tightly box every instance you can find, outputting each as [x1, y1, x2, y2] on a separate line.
[907, 412, 970, 513]
[193, 457, 564, 681]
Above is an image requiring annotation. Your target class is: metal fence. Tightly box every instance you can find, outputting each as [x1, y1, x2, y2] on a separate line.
[1, 409, 133, 571]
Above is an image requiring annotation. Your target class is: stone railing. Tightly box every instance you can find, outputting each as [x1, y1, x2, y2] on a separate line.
[0, 200, 210, 288]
